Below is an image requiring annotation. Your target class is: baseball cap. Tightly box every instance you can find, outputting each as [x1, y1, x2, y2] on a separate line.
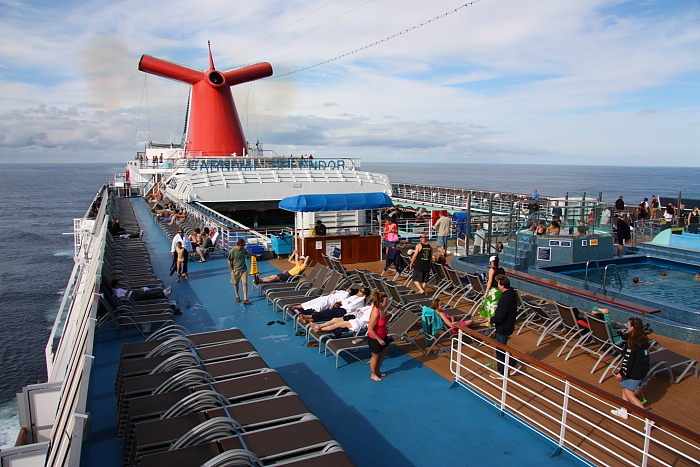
[489, 256, 497, 262]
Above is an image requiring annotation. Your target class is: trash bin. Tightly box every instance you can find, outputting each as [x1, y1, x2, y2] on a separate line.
[246, 245, 265, 257]
[271, 235, 292, 256]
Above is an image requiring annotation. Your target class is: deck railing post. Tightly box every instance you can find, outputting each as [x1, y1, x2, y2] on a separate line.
[641, 419, 653, 467]
[552, 380, 570, 457]
[498, 349, 510, 417]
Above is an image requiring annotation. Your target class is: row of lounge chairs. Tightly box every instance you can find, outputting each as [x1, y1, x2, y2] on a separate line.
[97, 198, 179, 336]
[115, 325, 354, 467]
[516, 299, 699, 385]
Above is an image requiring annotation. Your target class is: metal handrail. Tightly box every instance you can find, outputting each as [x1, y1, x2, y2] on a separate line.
[450, 325, 700, 466]
[583, 260, 601, 290]
[603, 264, 623, 295]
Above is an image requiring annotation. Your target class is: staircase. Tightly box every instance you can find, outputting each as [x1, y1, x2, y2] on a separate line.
[501, 234, 536, 271]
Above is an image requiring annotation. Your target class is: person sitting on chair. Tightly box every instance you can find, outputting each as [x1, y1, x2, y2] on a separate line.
[195, 227, 213, 262]
[431, 298, 487, 333]
[254, 250, 310, 284]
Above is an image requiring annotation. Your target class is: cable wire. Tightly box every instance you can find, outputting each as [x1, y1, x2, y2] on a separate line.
[269, 0, 482, 79]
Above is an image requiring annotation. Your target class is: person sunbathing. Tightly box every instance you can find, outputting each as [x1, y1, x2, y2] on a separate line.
[254, 250, 310, 284]
[309, 304, 372, 334]
[296, 288, 370, 325]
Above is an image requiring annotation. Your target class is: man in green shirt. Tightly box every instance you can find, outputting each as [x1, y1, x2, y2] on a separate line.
[228, 239, 252, 304]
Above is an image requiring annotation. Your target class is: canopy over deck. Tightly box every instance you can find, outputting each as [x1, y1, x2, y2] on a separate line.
[279, 192, 392, 212]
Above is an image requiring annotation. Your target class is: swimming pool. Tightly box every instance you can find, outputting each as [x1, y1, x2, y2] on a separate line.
[538, 257, 700, 327]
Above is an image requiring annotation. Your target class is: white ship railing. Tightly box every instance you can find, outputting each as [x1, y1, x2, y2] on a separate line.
[449, 326, 700, 467]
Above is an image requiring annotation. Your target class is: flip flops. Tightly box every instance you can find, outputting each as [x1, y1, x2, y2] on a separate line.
[295, 331, 306, 337]
[276, 320, 285, 325]
[267, 321, 275, 325]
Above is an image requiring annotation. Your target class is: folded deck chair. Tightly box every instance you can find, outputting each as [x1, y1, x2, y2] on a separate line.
[137, 418, 339, 467]
[118, 340, 257, 380]
[121, 371, 293, 440]
[128, 393, 313, 465]
[119, 327, 246, 361]
[97, 297, 174, 338]
[118, 355, 269, 404]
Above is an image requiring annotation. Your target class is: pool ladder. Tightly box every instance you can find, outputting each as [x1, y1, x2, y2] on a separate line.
[584, 261, 623, 295]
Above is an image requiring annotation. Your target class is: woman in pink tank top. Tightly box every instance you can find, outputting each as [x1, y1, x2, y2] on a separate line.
[367, 290, 390, 382]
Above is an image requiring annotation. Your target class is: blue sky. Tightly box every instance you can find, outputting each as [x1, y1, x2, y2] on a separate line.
[0, 0, 698, 165]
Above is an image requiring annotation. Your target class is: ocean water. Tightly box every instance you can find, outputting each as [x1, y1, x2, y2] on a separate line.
[363, 162, 700, 205]
[0, 161, 698, 448]
[0, 163, 122, 448]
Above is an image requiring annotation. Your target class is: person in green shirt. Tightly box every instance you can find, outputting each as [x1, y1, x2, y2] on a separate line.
[228, 239, 254, 304]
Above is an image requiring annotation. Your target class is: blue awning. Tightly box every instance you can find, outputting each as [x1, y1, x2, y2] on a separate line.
[279, 192, 392, 212]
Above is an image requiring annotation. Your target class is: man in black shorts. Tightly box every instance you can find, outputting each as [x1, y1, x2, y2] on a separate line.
[409, 235, 432, 294]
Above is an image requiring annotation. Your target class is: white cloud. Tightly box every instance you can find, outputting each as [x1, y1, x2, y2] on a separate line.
[0, 0, 698, 165]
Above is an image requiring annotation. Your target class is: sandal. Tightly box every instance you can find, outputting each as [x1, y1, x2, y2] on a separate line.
[267, 321, 275, 326]
[243, 300, 252, 305]
[307, 341, 320, 347]
[295, 331, 306, 337]
[235, 297, 241, 303]
[276, 320, 285, 325]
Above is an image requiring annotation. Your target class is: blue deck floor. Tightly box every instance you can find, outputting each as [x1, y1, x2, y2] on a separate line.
[81, 198, 585, 467]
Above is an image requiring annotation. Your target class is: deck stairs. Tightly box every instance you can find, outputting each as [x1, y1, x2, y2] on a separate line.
[501, 234, 536, 271]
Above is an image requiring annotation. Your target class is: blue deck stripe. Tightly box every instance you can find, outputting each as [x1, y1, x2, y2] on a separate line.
[80, 198, 584, 467]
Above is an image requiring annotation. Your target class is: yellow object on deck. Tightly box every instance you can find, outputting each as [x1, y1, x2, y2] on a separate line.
[249, 256, 258, 276]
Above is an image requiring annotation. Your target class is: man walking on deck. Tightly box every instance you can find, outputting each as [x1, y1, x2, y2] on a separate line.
[409, 234, 432, 294]
[485, 276, 520, 378]
[434, 212, 451, 256]
[228, 239, 252, 305]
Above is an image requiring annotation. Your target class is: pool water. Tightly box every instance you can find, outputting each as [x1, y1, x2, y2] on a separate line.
[564, 262, 700, 310]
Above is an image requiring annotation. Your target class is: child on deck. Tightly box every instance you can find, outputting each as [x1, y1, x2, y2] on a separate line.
[175, 241, 186, 281]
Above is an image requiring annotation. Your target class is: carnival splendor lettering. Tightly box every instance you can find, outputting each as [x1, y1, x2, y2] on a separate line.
[188, 159, 347, 171]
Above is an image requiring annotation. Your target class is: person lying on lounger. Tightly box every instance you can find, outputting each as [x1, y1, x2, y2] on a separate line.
[254, 250, 310, 284]
[111, 279, 171, 301]
[309, 304, 372, 334]
[295, 288, 370, 325]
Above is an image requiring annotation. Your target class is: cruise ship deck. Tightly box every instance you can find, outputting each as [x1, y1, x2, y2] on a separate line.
[72, 194, 700, 467]
[77, 196, 593, 467]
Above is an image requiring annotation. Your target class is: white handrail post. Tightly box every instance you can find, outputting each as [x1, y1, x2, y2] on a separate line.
[552, 380, 570, 457]
[641, 419, 653, 467]
[498, 349, 510, 416]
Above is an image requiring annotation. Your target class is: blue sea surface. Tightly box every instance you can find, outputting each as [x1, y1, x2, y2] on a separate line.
[0, 161, 698, 448]
[0, 163, 122, 447]
[364, 162, 700, 204]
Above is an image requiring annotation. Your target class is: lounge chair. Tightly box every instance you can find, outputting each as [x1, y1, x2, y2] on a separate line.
[325, 310, 421, 368]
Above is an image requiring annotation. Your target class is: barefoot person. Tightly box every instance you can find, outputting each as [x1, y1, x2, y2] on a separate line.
[255, 250, 310, 284]
[367, 291, 390, 382]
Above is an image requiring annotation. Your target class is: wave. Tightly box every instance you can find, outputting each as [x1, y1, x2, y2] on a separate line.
[0, 399, 20, 449]
[53, 250, 74, 257]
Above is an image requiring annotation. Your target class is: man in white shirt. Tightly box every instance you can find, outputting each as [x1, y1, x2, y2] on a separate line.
[473, 223, 486, 254]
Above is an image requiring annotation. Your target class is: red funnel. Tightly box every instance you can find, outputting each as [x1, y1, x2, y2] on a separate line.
[139, 46, 273, 157]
